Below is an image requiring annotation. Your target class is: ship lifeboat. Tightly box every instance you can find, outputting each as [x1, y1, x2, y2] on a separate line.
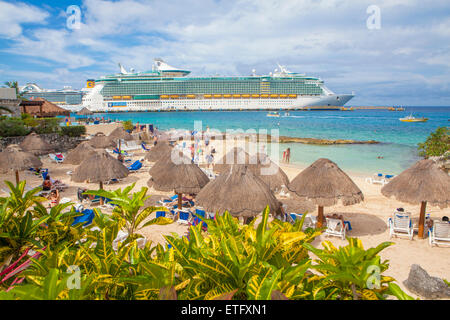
[187, 95, 196, 99]
[122, 96, 132, 100]
[289, 94, 297, 98]
[270, 94, 278, 98]
[204, 95, 212, 99]
[113, 96, 122, 100]
[279, 94, 288, 98]
[242, 94, 250, 98]
[160, 95, 169, 99]
[260, 94, 269, 98]
[213, 94, 222, 98]
[223, 94, 232, 98]
[170, 95, 179, 99]
[232, 94, 241, 98]
[251, 94, 260, 98]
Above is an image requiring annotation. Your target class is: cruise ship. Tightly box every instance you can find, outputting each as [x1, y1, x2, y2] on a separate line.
[21, 83, 84, 110]
[82, 59, 354, 112]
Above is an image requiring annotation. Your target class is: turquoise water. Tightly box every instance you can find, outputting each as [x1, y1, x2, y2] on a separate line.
[73, 107, 450, 175]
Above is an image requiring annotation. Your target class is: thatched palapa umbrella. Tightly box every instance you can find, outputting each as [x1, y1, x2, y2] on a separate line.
[213, 147, 251, 174]
[64, 141, 98, 165]
[381, 159, 450, 238]
[145, 141, 173, 162]
[88, 132, 116, 149]
[109, 126, 133, 142]
[19, 132, 53, 155]
[288, 158, 364, 228]
[0, 145, 43, 184]
[249, 153, 289, 192]
[196, 165, 280, 219]
[148, 154, 209, 209]
[77, 107, 93, 116]
[71, 150, 129, 203]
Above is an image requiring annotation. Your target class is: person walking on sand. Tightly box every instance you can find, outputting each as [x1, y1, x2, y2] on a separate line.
[286, 148, 291, 164]
[282, 149, 286, 162]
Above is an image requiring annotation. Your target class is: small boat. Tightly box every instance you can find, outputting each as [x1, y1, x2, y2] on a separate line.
[284, 112, 290, 117]
[399, 114, 428, 122]
[267, 111, 280, 117]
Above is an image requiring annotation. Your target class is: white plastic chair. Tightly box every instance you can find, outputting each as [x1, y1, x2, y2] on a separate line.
[325, 218, 347, 240]
[429, 221, 450, 247]
[365, 174, 387, 185]
[388, 214, 414, 240]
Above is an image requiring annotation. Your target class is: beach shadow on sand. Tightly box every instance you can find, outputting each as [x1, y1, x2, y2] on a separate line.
[329, 211, 388, 237]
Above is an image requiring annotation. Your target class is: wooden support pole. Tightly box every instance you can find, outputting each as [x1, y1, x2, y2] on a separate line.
[317, 206, 324, 228]
[178, 193, 183, 210]
[418, 201, 427, 239]
[15, 170, 20, 185]
[99, 181, 104, 205]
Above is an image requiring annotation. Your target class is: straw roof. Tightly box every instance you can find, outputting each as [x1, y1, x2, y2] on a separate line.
[19, 132, 54, 155]
[145, 141, 173, 162]
[20, 98, 70, 117]
[381, 159, 450, 209]
[280, 195, 316, 214]
[249, 153, 290, 192]
[196, 165, 280, 218]
[71, 150, 129, 183]
[77, 107, 93, 116]
[88, 132, 116, 149]
[147, 155, 209, 194]
[213, 147, 251, 174]
[0, 144, 42, 173]
[288, 158, 364, 207]
[64, 141, 98, 165]
[109, 126, 133, 141]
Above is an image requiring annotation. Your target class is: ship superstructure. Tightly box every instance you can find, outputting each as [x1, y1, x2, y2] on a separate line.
[82, 59, 354, 111]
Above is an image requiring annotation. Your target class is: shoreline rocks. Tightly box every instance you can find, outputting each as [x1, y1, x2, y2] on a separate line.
[403, 264, 450, 299]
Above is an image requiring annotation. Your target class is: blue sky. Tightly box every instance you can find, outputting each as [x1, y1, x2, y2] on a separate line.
[0, 0, 450, 106]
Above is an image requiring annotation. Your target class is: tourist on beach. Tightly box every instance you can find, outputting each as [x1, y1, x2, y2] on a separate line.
[42, 176, 52, 191]
[286, 148, 291, 164]
[282, 150, 286, 162]
[206, 153, 214, 168]
[117, 152, 124, 163]
[48, 190, 60, 208]
[153, 135, 158, 146]
[443, 216, 449, 223]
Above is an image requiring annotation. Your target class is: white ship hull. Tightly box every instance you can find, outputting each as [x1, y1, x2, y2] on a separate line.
[83, 90, 354, 112]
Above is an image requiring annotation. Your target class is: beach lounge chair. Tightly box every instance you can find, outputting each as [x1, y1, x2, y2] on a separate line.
[128, 160, 143, 172]
[112, 231, 147, 250]
[72, 209, 95, 227]
[122, 141, 141, 151]
[49, 153, 64, 164]
[365, 173, 387, 185]
[388, 213, 414, 240]
[156, 210, 167, 219]
[325, 218, 348, 240]
[176, 210, 192, 225]
[429, 221, 450, 247]
[82, 195, 103, 207]
[141, 143, 151, 152]
[288, 213, 316, 230]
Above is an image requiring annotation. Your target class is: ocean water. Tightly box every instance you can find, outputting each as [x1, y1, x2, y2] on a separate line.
[73, 106, 450, 175]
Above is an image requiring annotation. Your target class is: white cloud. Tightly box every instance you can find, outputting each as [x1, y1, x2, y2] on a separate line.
[1, 0, 450, 105]
[0, 1, 49, 38]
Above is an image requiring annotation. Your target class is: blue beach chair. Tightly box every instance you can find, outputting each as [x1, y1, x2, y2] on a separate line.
[72, 209, 95, 227]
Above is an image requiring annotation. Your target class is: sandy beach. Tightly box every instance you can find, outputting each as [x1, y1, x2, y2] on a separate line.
[1, 123, 449, 299]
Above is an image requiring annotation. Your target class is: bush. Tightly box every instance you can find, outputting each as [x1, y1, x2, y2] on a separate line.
[0, 119, 29, 137]
[122, 120, 133, 132]
[60, 125, 86, 137]
[33, 118, 61, 134]
[418, 127, 450, 158]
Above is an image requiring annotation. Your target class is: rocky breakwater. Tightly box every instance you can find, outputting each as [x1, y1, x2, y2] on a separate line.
[277, 136, 380, 145]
